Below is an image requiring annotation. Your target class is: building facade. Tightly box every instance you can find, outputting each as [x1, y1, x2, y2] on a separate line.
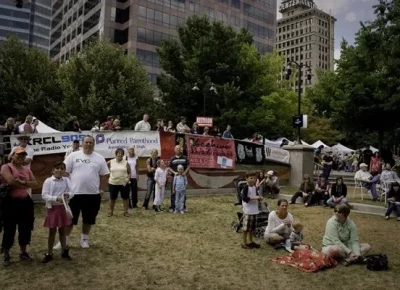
[49, 0, 277, 84]
[0, 0, 52, 53]
[276, 0, 336, 89]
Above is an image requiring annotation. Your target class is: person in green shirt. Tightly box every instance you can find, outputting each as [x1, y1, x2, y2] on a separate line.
[322, 204, 371, 266]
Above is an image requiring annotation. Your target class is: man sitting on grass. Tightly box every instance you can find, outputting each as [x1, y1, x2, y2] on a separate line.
[241, 171, 264, 249]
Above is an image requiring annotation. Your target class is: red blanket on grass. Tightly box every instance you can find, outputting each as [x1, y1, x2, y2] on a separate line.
[271, 249, 338, 272]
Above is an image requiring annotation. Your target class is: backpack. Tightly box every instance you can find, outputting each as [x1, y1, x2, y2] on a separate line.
[365, 254, 389, 271]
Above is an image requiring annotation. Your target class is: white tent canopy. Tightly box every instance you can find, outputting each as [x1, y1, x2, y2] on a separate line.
[370, 146, 379, 153]
[311, 140, 330, 149]
[331, 143, 354, 154]
[18, 117, 60, 133]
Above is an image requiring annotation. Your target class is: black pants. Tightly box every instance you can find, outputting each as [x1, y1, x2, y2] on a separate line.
[129, 178, 138, 208]
[308, 191, 330, 206]
[1, 196, 34, 251]
[142, 178, 155, 209]
[291, 191, 312, 204]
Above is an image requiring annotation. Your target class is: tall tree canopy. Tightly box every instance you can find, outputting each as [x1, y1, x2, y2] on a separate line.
[57, 39, 154, 129]
[156, 15, 298, 139]
[0, 36, 61, 127]
[306, 0, 400, 148]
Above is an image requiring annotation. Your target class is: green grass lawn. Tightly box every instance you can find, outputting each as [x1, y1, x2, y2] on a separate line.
[0, 195, 398, 290]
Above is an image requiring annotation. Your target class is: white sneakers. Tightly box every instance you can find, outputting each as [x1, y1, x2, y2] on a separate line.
[80, 239, 90, 248]
[53, 242, 62, 250]
[53, 238, 90, 249]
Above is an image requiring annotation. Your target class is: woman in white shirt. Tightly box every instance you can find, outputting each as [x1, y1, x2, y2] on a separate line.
[107, 148, 131, 217]
[127, 146, 139, 208]
[264, 199, 294, 249]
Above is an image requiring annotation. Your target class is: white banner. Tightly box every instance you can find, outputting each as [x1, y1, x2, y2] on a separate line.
[264, 146, 290, 164]
[10, 131, 161, 158]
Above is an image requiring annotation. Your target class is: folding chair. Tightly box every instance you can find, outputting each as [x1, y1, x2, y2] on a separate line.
[353, 178, 367, 200]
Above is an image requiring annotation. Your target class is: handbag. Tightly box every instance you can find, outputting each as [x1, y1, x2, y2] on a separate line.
[365, 254, 389, 271]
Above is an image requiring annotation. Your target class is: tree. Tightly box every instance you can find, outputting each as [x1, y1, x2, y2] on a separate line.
[306, 0, 400, 148]
[57, 38, 154, 129]
[0, 36, 61, 127]
[156, 15, 297, 139]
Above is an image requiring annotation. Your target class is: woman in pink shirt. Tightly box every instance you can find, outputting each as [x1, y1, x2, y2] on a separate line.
[0, 147, 37, 267]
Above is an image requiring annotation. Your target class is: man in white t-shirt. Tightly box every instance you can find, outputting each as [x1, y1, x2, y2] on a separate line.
[10, 135, 34, 169]
[134, 114, 151, 131]
[59, 136, 109, 249]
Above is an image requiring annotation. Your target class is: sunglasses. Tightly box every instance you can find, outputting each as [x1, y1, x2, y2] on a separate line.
[334, 210, 342, 214]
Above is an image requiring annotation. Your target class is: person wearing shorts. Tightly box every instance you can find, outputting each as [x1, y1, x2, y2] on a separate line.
[57, 136, 109, 249]
[241, 171, 263, 249]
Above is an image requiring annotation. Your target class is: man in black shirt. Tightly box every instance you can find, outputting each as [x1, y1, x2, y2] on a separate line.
[169, 145, 190, 211]
[322, 151, 333, 180]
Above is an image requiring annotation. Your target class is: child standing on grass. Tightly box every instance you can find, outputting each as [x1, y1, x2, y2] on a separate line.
[41, 162, 73, 263]
[154, 160, 167, 212]
[173, 165, 188, 214]
[241, 171, 263, 249]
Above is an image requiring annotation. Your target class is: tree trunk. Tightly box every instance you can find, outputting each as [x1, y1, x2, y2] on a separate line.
[378, 129, 384, 151]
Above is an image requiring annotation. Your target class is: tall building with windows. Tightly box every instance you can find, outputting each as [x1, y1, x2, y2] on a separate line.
[49, 0, 277, 84]
[0, 0, 52, 53]
[276, 0, 336, 89]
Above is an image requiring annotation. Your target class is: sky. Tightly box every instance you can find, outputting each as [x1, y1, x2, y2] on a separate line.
[276, 0, 377, 61]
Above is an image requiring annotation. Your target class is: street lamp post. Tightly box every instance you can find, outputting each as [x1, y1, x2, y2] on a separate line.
[192, 82, 218, 116]
[284, 62, 312, 144]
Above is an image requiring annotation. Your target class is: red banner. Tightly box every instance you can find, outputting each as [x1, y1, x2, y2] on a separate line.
[160, 131, 177, 161]
[186, 135, 236, 169]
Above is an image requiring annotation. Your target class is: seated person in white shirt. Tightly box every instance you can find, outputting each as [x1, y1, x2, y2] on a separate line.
[380, 163, 400, 183]
[354, 163, 380, 201]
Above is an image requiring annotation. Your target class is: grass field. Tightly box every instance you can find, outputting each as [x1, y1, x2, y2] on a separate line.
[0, 195, 398, 290]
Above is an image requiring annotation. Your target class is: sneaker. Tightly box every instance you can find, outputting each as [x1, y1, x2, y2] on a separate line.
[173, 210, 179, 214]
[53, 242, 62, 251]
[19, 252, 33, 262]
[180, 211, 185, 214]
[397, 217, 400, 221]
[385, 216, 389, 220]
[61, 249, 72, 261]
[3, 251, 10, 267]
[250, 242, 260, 249]
[154, 207, 160, 212]
[41, 254, 53, 263]
[80, 239, 90, 249]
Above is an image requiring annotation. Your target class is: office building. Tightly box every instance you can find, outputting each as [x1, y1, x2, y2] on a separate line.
[0, 0, 52, 53]
[276, 0, 336, 88]
[49, 0, 277, 84]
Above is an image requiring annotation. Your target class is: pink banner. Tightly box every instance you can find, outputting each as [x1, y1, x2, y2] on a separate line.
[186, 135, 236, 169]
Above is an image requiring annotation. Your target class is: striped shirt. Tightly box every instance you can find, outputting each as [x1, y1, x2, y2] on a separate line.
[173, 175, 187, 191]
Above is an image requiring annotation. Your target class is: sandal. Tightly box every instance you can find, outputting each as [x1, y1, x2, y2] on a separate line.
[123, 212, 130, 217]
[107, 212, 113, 217]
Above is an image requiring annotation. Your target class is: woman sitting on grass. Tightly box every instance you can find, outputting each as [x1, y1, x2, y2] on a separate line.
[264, 199, 293, 250]
[327, 177, 348, 208]
[384, 182, 400, 221]
[322, 204, 371, 266]
[307, 175, 330, 207]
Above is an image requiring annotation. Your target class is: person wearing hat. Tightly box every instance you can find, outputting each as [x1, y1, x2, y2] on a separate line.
[264, 170, 280, 199]
[355, 163, 380, 201]
[64, 140, 80, 159]
[10, 135, 34, 169]
[1, 147, 37, 266]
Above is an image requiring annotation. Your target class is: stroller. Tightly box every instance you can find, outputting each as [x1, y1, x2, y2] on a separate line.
[231, 178, 270, 239]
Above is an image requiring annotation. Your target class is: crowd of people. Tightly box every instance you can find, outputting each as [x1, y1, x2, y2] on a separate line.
[241, 171, 372, 267]
[1, 114, 235, 140]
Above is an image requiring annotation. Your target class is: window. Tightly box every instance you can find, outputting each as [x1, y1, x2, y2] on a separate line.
[138, 6, 185, 29]
[137, 27, 176, 46]
[83, 10, 101, 34]
[136, 49, 159, 68]
[114, 28, 129, 45]
[231, 0, 240, 9]
[189, 1, 200, 13]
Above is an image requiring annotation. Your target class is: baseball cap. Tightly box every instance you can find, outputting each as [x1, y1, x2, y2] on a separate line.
[267, 170, 274, 175]
[359, 163, 368, 168]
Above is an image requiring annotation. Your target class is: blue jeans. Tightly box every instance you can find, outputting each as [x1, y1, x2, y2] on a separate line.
[327, 197, 348, 208]
[175, 190, 186, 212]
[363, 175, 380, 199]
[142, 178, 155, 208]
[323, 165, 332, 179]
[385, 202, 400, 217]
[170, 186, 186, 210]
